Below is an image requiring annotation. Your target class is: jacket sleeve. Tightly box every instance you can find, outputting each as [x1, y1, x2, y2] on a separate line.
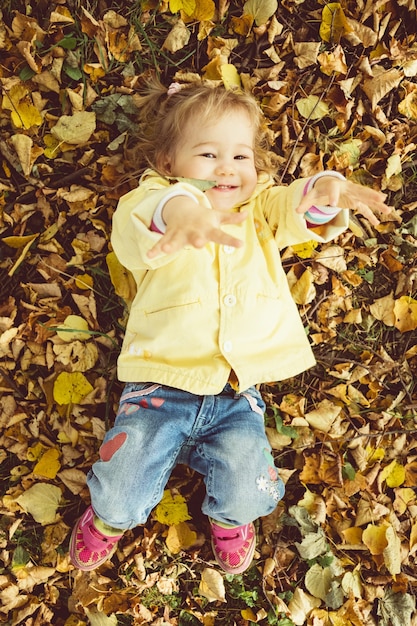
[110, 179, 211, 271]
[262, 178, 349, 249]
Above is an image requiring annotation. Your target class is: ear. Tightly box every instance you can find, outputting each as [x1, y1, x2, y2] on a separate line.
[156, 152, 172, 176]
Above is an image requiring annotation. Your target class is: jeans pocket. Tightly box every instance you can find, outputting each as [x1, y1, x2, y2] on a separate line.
[120, 382, 162, 403]
[240, 387, 265, 416]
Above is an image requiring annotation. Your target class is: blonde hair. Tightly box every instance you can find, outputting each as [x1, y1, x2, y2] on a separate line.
[130, 77, 277, 177]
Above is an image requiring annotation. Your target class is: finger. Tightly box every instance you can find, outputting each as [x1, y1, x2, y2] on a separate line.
[353, 201, 380, 225]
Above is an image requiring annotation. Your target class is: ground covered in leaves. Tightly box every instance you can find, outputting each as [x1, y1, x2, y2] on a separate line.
[1, 0, 417, 625]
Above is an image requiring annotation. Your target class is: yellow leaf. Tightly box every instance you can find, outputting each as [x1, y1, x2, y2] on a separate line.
[398, 91, 417, 119]
[319, 3, 352, 43]
[44, 134, 62, 159]
[290, 268, 316, 305]
[362, 523, 388, 555]
[169, 0, 196, 15]
[106, 251, 136, 305]
[33, 448, 61, 479]
[53, 371, 94, 405]
[183, 0, 215, 21]
[83, 63, 106, 83]
[393, 487, 416, 515]
[75, 273, 94, 290]
[198, 568, 226, 603]
[27, 442, 47, 462]
[366, 445, 385, 464]
[16, 483, 62, 524]
[318, 45, 347, 76]
[2, 83, 28, 110]
[2, 233, 39, 249]
[154, 490, 191, 525]
[51, 111, 96, 145]
[383, 525, 401, 575]
[243, 0, 278, 26]
[11, 102, 43, 129]
[241, 608, 257, 622]
[166, 521, 197, 554]
[296, 95, 330, 120]
[220, 63, 241, 90]
[230, 14, 254, 36]
[2, 233, 39, 277]
[342, 526, 363, 545]
[394, 295, 417, 332]
[380, 460, 406, 488]
[55, 315, 90, 342]
[290, 240, 319, 259]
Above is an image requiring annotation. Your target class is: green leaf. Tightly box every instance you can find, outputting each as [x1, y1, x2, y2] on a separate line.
[274, 413, 299, 440]
[19, 66, 36, 81]
[167, 176, 217, 191]
[342, 462, 356, 481]
[63, 63, 83, 81]
[12, 545, 31, 571]
[57, 35, 78, 50]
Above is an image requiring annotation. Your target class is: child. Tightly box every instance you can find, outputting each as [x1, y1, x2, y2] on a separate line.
[69, 80, 391, 574]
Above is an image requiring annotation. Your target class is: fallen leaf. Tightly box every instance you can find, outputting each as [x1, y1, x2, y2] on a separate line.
[162, 19, 191, 53]
[154, 490, 191, 525]
[53, 371, 94, 405]
[166, 521, 198, 553]
[288, 587, 321, 626]
[33, 448, 61, 479]
[319, 3, 352, 43]
[296, 95, 330, 120]
[198, 568, 226, 603]
[55, 315, 90, 342]
[393, 295, 417, 332]
[16, 483, 62, 524]
[243, 0, 277, 26]
[51, 111, 96, 145]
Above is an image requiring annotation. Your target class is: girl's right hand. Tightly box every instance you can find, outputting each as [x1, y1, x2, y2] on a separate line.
[147, 197, 247, 258]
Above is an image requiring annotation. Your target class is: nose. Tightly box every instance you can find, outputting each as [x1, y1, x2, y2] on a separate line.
[215, 159, 235, 176]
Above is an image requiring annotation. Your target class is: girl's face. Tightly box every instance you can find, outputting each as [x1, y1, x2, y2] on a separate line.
[165, 109, 258, 211]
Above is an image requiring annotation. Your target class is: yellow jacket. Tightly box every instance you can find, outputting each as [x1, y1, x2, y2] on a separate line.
[111, 170, 349, 394]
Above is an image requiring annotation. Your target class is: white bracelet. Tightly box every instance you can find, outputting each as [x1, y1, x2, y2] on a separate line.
[304, 170, 346, 194]
[152, 190, 199, 233]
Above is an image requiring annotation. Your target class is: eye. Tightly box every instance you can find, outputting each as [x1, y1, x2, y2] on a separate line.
[200, 153, 215, 159]
[235, 155, 248, 160]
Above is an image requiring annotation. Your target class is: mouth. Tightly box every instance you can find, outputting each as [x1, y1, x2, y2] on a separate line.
[213, 184, 237, 191]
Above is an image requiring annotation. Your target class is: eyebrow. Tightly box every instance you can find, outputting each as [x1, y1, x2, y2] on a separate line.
[193, 142, 254, 151]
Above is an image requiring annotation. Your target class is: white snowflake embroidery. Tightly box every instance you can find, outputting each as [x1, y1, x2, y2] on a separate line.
[256, 475, 269, 492]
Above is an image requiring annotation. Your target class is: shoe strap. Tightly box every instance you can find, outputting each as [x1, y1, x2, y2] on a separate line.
[81, 519, 122, 552]
[211, 523, 251, 550]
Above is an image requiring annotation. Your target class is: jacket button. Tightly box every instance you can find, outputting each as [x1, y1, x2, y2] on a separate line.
[223, 294, 237, 307]
[223, 340, 233, 353]
[223, 245, 235, 254]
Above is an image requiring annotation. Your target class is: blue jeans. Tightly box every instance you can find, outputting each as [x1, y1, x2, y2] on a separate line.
[87, 383, 284, 529]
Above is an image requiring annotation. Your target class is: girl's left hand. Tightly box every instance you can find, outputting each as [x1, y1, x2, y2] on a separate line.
[296, 176, 393, 226]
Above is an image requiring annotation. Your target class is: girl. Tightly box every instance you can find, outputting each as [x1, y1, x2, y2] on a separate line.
[69, 80, 391, 574]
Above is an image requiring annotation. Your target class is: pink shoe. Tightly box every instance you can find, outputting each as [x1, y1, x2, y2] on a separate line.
[210, 520, 256, 574]
[69, 506, 123, 571]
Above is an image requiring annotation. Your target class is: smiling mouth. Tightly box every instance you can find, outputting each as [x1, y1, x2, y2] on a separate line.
[214, 185, 237, 190]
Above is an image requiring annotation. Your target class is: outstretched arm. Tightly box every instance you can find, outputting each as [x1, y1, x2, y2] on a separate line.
[296, 174, 392, 226]
[147, 195, 247, 258]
